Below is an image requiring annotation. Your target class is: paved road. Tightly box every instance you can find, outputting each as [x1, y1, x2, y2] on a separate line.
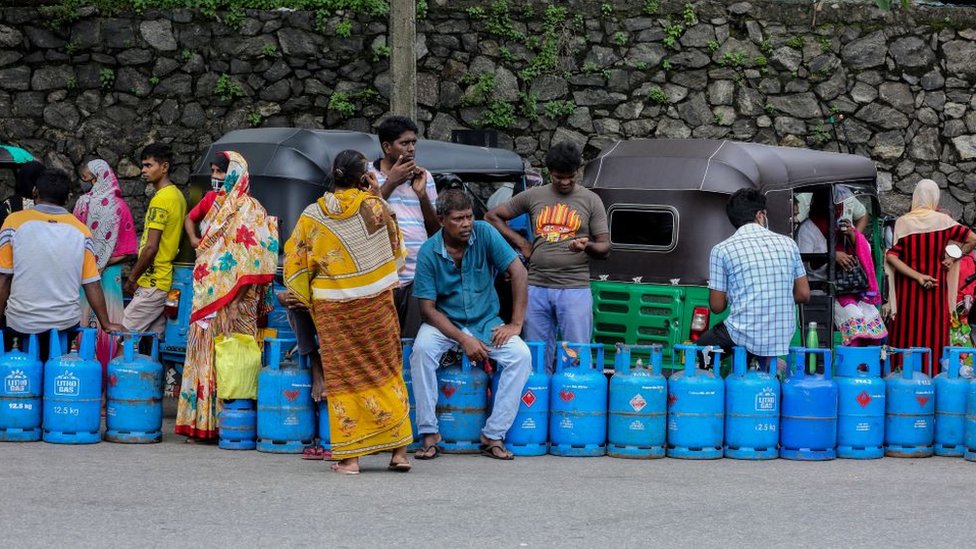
[2, 416, 973, 548]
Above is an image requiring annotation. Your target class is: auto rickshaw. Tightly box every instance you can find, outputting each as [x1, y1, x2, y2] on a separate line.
[0, 144, 36, 195]
[582, 139, 882, 369]
[161, 128, 527, 370]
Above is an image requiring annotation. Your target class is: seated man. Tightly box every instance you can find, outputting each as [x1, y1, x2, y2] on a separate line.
[697, 189, 810, 370]
[410, 190, 531, 460]
[0, 169, 124, 361]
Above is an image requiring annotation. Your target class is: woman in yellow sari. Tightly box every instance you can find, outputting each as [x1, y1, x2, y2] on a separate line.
[283, 149, 412, 474]
[176, 151, 279, 441]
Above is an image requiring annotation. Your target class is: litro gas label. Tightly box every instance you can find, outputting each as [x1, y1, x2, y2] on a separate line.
[754, 387, 776, 411]
[4, 370, 28, 394]
[54, 372, 80, 396]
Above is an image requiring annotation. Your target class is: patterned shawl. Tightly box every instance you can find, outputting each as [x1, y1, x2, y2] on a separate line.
[283, 188, 405, 305]
[72, 159, 138, 270]
[190, 151, 279, 323]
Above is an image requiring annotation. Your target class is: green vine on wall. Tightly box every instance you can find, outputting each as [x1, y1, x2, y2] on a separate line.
[41, 0, 390, 30]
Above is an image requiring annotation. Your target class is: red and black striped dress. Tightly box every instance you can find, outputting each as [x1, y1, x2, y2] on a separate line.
[886, 224, 973, 374]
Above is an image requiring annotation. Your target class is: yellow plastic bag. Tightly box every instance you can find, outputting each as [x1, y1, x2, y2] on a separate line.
[214, 333, 262, 400]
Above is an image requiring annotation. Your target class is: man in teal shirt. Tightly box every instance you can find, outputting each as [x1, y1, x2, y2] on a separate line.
[411, 190, 531, 460]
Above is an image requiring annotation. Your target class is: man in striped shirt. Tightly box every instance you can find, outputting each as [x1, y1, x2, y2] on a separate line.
[370, 116, 438, 338]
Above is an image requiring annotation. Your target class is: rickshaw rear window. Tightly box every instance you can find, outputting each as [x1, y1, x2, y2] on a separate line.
[609, 206, 677, 251]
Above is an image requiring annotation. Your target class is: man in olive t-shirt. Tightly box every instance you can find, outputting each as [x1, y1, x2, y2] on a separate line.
[486, 141, 609, 372]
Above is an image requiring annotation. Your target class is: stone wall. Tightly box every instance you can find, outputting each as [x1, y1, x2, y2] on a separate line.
[1, 0, 976, 224]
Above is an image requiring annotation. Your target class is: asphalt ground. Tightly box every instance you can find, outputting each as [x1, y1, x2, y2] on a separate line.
[1, 413, 973, 548]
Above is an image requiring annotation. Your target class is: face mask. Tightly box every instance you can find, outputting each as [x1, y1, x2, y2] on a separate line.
[211, 177, 223, 192]
[144, 184, 157, 198]
[80, 181, 93, 194]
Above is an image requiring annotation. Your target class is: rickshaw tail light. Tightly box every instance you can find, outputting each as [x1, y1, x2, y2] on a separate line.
[164, 289, 180, 319]
[690, 306, 710, 341]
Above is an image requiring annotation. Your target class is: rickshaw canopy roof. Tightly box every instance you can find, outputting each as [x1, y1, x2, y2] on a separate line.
[193, 128, 525, 180]
[584, 139, 877, 194]
[0, 144, 34, 167]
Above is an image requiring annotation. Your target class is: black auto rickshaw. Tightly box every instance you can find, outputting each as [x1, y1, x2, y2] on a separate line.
[161, 128, 527, 369]
[582, 139, 881, 368]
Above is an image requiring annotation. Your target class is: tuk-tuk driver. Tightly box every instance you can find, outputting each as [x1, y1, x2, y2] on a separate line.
[370, 116, 438, 339]
[486, 141, 609, 372]
[698, 189, 811, 369]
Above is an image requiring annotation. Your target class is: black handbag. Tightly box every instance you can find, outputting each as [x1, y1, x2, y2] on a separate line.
[834, 244, 870, 295]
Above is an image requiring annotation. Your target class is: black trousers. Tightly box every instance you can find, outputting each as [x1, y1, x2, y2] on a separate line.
[393, 282, 421, 340]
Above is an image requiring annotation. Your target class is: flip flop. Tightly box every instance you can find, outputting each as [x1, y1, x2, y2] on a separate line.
[330, 463, 360, 475]
[302, 445, 328, 460]
[479, 443, 514, 460]
[414, 444, 441, 460]
[388, 461, 412, 472]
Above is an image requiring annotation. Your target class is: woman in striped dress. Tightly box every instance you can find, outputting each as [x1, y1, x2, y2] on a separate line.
[885, 180, 976, 373]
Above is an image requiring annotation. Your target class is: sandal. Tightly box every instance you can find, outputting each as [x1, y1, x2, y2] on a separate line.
[414, 444, 441, 460]
[479, 442, 514, 461]
[414, 434, 442, 460]
[388, 460, 412, 472]
[330, 463, 360, 475]
[302, 445, 329, 460]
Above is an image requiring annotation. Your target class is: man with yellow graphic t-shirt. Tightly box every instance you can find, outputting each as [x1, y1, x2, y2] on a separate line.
[486, 141, 610, 373]
[123, 143, 187, 338]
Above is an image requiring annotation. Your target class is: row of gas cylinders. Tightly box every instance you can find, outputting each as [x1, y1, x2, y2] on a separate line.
[218, 339, 976, 461]
[0, 329, 164, 444]
[415, 342, 976, 461]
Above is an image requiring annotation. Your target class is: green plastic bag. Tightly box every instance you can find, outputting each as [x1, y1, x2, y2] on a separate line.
[215, 333, 262, 400]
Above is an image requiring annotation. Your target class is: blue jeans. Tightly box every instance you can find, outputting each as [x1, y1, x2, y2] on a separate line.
[523, 285, 593, 374]
[410, 323, 531, 441]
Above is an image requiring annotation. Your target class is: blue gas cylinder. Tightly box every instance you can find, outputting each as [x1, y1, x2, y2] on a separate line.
[724, 347, 779, 460]
[608, 344, 667, 459]
[105, 333, 164, 443]
[550, 342, 608, 457]
[43, 329, 102, 444]
[257, 338, 315, 453]
[0, 334, 42, 442]
[834, 346, 885, 459]
[667, 344, 724, 459]
[437, 354, 489, 453]
[933, 347, 971, 457]
[219, 399, 257, 450]
[966, 376, 976, 462]
[884, 347, 934, 458]
[493, 341, 549, 456]
[401, 338, 420, 451]
[780, 348, 837, 461]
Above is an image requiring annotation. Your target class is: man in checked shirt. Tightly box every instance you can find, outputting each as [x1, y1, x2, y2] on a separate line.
[696, 189, 811, 371]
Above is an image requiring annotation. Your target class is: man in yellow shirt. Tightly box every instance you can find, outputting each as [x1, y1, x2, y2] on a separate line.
[123, 143, 187, 338]
[0, 169, 124, 361]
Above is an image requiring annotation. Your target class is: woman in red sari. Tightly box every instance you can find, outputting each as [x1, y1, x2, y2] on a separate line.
[885, 179, 976, 373]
